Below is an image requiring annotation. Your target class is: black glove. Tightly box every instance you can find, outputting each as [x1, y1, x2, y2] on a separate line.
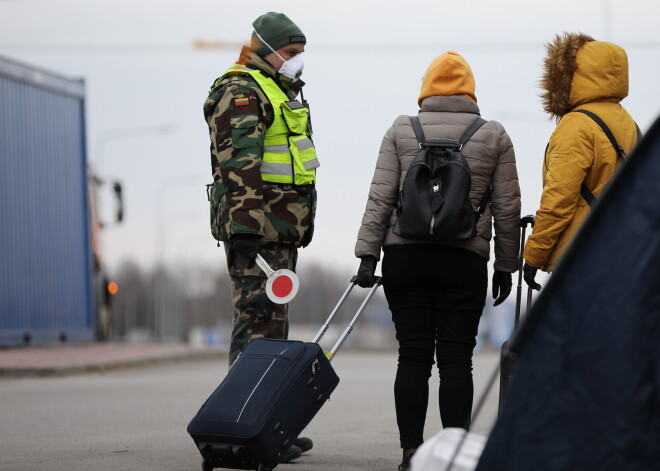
[523, 263, 542, 291]
[230, 234, 261, 269]
[492, 270, 512, 307]
[355, 256, 378, 288]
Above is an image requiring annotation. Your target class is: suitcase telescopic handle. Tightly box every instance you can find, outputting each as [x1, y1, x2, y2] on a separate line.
[514, 215, 535, 330]
[520, 215, 535, 228]
[311, 276, 383, 362]
[311, 277, 357, 344]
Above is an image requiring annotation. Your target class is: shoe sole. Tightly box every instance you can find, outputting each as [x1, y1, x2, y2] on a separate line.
[279, 445, 302, 463]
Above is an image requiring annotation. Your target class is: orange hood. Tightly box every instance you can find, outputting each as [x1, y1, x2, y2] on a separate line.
[418, 51, 476, 107]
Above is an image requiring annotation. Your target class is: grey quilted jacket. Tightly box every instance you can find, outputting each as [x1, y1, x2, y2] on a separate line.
[354, 95, 521, 272]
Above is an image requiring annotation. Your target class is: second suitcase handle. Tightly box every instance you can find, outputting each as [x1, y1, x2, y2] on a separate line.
[514, 215, 535, 330]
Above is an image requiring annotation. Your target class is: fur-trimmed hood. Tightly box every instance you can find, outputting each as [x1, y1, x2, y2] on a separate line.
[541, 33, 629, 119]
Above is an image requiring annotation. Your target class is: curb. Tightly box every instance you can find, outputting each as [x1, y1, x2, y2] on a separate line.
[0, 346, 227, 378]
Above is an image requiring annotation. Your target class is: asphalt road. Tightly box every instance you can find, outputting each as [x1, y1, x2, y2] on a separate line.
[0, 350, 500, 471]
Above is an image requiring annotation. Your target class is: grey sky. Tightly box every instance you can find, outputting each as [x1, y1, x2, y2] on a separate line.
[1, 0, 659, 280]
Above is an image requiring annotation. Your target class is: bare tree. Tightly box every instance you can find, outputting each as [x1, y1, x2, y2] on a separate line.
[109, 259, 395, 350]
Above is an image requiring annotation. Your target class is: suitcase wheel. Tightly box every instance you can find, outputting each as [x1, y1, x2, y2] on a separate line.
[201, 458, 214, 471]
[256, 465, 272, 471]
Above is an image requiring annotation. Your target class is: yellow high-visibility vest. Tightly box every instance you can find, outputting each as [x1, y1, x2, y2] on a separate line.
[222, 64, 319, 185]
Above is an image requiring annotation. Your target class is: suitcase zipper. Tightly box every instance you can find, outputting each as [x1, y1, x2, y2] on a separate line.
[236, 358, 277, 422]
[236, 343, 306, 422]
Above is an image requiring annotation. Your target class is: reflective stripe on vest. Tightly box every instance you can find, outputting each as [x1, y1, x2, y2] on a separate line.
[222, 64, 319, 185]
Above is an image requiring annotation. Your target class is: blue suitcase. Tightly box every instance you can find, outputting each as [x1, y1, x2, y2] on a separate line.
[187, 276, 382, 471]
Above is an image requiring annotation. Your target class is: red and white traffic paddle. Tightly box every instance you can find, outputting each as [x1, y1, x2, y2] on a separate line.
[255, 254, 300, 304]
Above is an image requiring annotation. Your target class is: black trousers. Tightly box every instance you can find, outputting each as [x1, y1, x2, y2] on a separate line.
[382, 244, 487, 449]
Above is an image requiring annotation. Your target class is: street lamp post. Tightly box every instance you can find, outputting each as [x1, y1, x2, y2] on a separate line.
[153, 175, 204, 342]
[92, 123, 177, 342]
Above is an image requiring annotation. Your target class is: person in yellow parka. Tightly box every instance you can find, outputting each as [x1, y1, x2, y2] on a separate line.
[523, 33, 640, 290]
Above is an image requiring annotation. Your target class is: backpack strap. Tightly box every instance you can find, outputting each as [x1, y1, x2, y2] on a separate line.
[410, 115, 487, 147]
[458, 117, 488, 146]
[572, 109, 627, 161]
[476, 184, 493, 216]
[409, 115, 426, 145]
[580, 181, 598, 207]
[571, 109, 628, 206]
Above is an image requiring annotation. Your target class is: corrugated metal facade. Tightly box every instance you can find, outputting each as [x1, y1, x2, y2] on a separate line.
[0, 55, 94, 345]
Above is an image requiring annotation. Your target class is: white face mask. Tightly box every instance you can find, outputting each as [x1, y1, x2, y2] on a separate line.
[276, 52, 304, 80]
[254, 30, 305, 80]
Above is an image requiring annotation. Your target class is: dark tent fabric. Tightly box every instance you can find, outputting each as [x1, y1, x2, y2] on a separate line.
[476, 114, 660, 471]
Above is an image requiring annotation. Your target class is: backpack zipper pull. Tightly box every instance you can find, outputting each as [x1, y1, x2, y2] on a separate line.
[430, 183, 440, 235]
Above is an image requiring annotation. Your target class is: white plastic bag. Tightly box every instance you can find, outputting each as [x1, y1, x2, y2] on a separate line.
[410, 428, 487, 471]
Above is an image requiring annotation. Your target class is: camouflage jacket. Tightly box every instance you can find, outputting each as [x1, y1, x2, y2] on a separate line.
[204, 48, 316, 247]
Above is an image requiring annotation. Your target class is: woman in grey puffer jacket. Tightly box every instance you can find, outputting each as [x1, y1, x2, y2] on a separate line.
[354, 51, 520, 471]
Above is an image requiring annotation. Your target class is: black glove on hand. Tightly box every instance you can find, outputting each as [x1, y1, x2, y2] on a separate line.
[356, 256, 378, 288]
[492, 270, 512, 307]
[230, 234, 261, 269]
[523, 263, 542, 291]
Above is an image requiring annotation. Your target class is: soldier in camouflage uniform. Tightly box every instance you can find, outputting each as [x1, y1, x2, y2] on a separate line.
[203, 14, 318, 458]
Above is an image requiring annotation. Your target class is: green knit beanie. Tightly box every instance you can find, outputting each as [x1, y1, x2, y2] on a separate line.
[251, 12, 306, 56]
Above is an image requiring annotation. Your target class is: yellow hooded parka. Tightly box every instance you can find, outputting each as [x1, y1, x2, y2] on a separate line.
[524, 34, 639, 271]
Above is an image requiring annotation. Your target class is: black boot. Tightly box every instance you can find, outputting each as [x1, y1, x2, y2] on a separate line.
[398, 447, 416, 471]
[294, 436, 313, 453]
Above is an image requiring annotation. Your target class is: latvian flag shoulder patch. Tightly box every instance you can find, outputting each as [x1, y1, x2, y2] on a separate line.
[235, 97, 250, 106]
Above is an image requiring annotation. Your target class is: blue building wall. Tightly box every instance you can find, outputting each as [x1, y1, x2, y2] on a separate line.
[0, 55, 94, 345]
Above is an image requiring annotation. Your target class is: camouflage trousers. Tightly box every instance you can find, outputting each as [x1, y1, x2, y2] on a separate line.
[224, 243, 298, 366]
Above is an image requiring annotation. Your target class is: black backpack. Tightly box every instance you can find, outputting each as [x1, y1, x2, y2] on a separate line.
[393, 115, 491, 241]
